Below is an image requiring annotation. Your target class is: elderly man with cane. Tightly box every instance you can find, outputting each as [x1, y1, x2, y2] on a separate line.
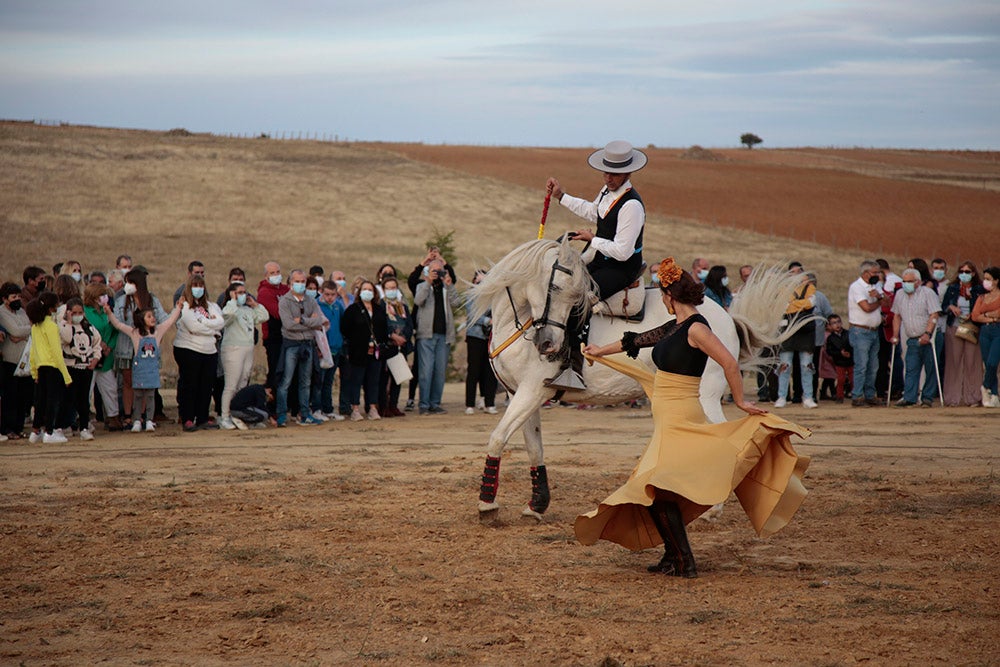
[890, 268, 942, 407]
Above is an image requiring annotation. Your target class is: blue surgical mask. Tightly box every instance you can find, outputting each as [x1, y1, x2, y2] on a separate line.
[191, 286, 205, 299]
[958, 272, 972, 284]
[306, 289, 318, 299]
[291, 282, 306, 295]
[236, 294, 247, 306]
[721, 276, 730, 287]
[902, 282, 916, 294]
[384, 288, 400, 300]
[932, 269, 946, 282]
[268, 274, 282, 285]
[360, 289, 375, 302]
[71, 272, 82, 282]
[335, 279, 347, 289]
[650, 275, 659, 285]
[422, 266, 431, 277]
[697, 269, 709, 281]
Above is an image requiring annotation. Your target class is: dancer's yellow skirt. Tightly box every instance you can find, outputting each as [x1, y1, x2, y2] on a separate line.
[575, 355, 811, 550]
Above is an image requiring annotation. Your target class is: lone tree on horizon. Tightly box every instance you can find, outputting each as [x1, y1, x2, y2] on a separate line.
[741, 133, 763, 149]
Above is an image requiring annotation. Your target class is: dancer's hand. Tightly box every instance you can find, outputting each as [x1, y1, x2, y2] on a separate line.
[736, 400, 767, 416]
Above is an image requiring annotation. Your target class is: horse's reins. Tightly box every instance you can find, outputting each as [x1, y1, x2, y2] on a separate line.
[488, 255, 574, 361]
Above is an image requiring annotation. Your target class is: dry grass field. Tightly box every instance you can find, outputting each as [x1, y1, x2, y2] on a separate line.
[1, 122, 999, 665]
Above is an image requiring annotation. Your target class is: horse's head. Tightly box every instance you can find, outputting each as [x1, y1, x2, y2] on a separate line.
[528, 237, 594, 358]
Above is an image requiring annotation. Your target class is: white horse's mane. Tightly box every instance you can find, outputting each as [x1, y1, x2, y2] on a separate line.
[468, 238, 595, 323]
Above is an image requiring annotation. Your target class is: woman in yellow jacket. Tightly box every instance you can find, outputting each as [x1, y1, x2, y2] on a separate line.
[775, 268, 818, 409]
[27, 291, 72, 444]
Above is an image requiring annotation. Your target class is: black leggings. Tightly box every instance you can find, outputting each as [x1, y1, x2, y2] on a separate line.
[1, 361, 34, 435]
[60, 367, 94, 430]
[174, 346, 218, 425]
[465, 337, 498, 408]
[32, 366, 66, 435]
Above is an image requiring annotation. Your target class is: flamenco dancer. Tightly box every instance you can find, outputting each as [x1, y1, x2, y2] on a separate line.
[576, 258, 811, 578]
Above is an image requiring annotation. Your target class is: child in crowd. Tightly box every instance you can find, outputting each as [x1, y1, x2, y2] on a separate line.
[229, 383, 275, 429]
[106, 301, 182, 433]
[27, 291, 72, 443]
[59, 297, 103, 441]
[824, 314, 854, 403]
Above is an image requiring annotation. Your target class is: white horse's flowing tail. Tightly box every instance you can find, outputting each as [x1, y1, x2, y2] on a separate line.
[729, 265, 824, 373]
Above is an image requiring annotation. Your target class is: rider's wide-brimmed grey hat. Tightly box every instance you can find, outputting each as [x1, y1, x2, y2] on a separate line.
[587, 140, 648, 174]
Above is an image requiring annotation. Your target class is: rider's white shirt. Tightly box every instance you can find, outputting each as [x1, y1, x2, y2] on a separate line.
[558, 180, 645, 262]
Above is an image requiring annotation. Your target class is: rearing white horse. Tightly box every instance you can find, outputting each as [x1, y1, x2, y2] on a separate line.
[469, 237, 808, 522]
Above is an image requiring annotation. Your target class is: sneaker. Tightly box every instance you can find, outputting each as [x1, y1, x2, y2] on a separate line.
[311, 410, 329, 423]
[276, 414, 287, 427]
[802, 398, 818, 409]
[773, 397, 787, 408]
[865, 397, 885, 407]
[0, 433, 7, 442]
[131, 419, 143, 432]
[350, 410, 364, 422]
[367, 407, 381, 420]
[465, 407, 476, 415]
[182, 420, 198, 432]
[324, 411, 346, 422]
[231, 417, 248, 430]
[428, 406, 447, 415]
[404, 399, 415, 412]
[419, 408, 429, 415]
[485, 406, 498, 415]
[28, 431, 41, 444]
[80, 429, 95, 441]
[145, 420, 156, 432]
[219, 417, 236, 430]
[299, 413, 323, 425]
[198, 420, 220, 430]
[920, 399, 934, 408]
[43, 430, 68, 444]
[251, 421, 268, 429]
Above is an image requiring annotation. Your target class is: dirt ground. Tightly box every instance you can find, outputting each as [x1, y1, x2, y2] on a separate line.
[2, 384, 998, 666]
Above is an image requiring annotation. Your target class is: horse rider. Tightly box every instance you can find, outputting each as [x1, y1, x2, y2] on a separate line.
[544, 139, 647, 389]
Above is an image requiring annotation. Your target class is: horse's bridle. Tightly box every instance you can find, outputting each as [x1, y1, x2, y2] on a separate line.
[491, 256, 575, 361]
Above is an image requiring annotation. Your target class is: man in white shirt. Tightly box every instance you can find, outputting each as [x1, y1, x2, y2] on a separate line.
[847, 260, 889, 406]
[545, 140, 647, 389]
[890, 268, 942, 407]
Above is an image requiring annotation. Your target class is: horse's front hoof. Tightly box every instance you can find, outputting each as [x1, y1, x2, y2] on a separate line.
[521, 507, 544, 522]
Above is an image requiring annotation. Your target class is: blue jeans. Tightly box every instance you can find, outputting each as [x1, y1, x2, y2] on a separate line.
[778, 350, 814, 401]
[850, 327, 879, 400]
[981, 323, 1000, 394]
[277, 340, 313, 419]
[417, 334, 449, 410]
[903, 337, 938, 403]
[311, 351, 343, 414]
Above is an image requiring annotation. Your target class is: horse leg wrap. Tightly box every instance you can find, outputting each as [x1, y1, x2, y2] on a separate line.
[529, 465, 550, 514]
[479, 455, 501, 504]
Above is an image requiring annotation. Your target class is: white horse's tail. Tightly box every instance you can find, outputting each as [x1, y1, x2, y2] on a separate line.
[729, 264, 824, 372]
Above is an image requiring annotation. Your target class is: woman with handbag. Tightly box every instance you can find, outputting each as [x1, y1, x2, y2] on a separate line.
[340, 280, 389, 421]
[971, 266, 1000, 407]
[378, 276, 413, 418]
[941, 262, 985, 406]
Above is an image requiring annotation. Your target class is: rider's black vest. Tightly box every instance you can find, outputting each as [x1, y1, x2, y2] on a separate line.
[594, 188, 643, 269]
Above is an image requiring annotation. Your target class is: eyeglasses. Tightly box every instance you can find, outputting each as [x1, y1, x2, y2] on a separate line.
[958, 270, 973, 275]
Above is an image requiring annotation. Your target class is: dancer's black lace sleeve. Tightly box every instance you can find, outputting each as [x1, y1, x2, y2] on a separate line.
[621, 322, 678, 358]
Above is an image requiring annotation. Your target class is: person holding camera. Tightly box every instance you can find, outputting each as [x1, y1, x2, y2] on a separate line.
[847, 260, 889, 407]
[464, 270, 498, 415]
[413, 258, 460, 415]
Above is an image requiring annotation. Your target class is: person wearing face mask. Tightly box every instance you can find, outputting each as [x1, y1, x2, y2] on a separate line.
[174, 276, 225, 431]
[58, 297, 103, 441]
[941, 262, 985, 406]
[378, 275, 413, 417]
[774, 271, 819, 409]
[327, 270, 354, 416]
[579, 258, 810, 579]
[0, 282, 33, 440]
[21, 266, 47, 304]
[312, 280, 350, 421]
[83, 283, 122, 431]
[374, 264, 398, 298]
[647, 261, 661, 288]
[26, 292, 72, 444]
[216, 267, 248, 307]
[971, 266, 1000, 407]
[702, 266, 732, 310]
[276, 270, 327, 426]
[848, 260, 890, 407]
[890, 268, 942, 407]
[257, 261, 290, 392]
[691, 258, 710, 284]
[407, 248, 457, 411]
[218, 282, 268, 429]
[340, 280, 390, 421]
[114, 269, 168, 425]
[57, 260, 84, 285]
[53, 274, 82, 312]
[173, 260, 206, 306]
[413, 258, 461, 415]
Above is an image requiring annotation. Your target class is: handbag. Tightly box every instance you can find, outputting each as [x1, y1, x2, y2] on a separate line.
[386, 353, 413, 384]
[954, 318, 979, 344]
[13, 335, 32, 377]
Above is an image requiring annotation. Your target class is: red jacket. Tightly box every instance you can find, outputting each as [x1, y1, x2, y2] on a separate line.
[257, 279, 290, 341]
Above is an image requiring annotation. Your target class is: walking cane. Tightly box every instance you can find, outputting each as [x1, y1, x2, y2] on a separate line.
[930, 331, 945, 406]
[886, 340, 896, 408]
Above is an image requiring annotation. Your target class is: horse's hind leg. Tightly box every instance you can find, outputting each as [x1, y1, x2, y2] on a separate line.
[520, 408, 549, 521]
[478, 381, 550, 520]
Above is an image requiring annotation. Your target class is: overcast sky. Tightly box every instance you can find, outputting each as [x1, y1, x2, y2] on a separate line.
[1, 0, 997, 148]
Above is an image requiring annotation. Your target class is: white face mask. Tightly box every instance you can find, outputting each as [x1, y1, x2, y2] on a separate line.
[315, 276, 324, 287]
[71, 272, 82, 282]
[984, 280, 995, 291]
[697, 269, 709, 281]
[71, 314, 84, 324]
[721, 276, 730, 287]
[123, 282, 138, 296]
[360, 289, 375, 302]
[932, 269, 946, 281]
[384, 288, 400, 301]
[268, 274, 282, 285]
